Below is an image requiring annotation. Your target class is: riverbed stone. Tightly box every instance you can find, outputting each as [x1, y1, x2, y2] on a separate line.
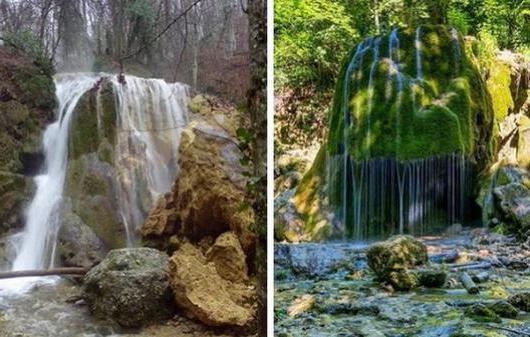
[367, 235, 428, 289]
[464, 303, 501, 323]
[487, 300, 518, 318]
[83, 248, 170, 328]
[508, 292, 530, 312]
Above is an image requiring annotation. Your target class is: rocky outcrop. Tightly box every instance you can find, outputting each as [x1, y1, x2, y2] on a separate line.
[83, 248, 171, 328]
[169, 240, 255, 327]
[366, 235, 428, 290]
[141, 95, 255, 252]
[64, 81, 125, 250]
[0, 47, 56, 235]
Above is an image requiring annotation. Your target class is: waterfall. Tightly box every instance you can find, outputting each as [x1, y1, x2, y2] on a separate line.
[415, 27, 423, 79]
[0, 73, 189, 294]
[0, 74, 99, 294]
[328, 26, 475, 241]
[111, 76, 189, 246]
[329, 153, 472, 240]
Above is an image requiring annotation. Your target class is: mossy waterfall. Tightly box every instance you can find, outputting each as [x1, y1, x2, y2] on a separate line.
[294, 25, 494, 240]
[1, 73, 189, 294]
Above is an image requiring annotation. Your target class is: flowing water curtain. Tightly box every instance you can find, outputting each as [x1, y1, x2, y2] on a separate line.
[327, 27, 475, 241]
[111, 75, 189, 245]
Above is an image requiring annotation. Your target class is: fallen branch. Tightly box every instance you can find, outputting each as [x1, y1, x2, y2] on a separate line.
[460, 272, 479, 294]
[0, 268, 88, 280]
[450, 261, 492, 271]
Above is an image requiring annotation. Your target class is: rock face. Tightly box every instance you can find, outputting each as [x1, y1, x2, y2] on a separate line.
[366, 235, 428, 290]
[141, 95, 255, 252]
[64, 81, 125, 250]
[0, 47, 56, 236]
[169, 240, 254, 327]
[478, 165, 530, 239]
[83, 248, 170, 328]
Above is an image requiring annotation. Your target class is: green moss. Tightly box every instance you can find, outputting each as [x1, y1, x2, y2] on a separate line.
[486, 62, 513, 121]
[327, 25, 493, 162]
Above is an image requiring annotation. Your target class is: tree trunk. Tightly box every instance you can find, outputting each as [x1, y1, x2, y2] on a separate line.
[0, 268, 88, 280]
[247, 0, 267, 335]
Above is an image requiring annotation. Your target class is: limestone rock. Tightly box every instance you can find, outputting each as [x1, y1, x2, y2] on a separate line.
[169, 242, 254, 327]
[83, 248, 170, 328]
[141, 95, 255, 252]
[58, 208, 107, 268]
[367, 236, 428, 278]
[205, 231, 248, 283]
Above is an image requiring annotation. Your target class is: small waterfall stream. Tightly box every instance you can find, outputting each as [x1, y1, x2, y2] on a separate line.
[0, 73, 189, 295]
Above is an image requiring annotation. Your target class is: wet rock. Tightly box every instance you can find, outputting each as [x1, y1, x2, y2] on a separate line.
[487, 300, 518, 318]
[83, 248, 170, 328]
[274, 243, 365, 278]
[388, 270, 420, 291]
[169, 242, 254, 327]
[205, 231, 248, 283]
[58, 208, 107, 268]
[508, 292, 530, 311]
[367, 235, 428, 290]
[287, 295, 315, 317]
[464, 303, 501, 323]
[417, 269, 448, 288]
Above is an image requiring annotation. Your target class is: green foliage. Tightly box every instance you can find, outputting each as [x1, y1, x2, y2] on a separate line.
[274, 0, 358, 90]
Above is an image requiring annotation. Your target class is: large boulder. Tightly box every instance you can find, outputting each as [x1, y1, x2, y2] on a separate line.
[366, 235, 428, 290]
[141, 95, 255, 252]
[57, 206, 107, 268]
[169, 241, 254, 327]
[83, 248, 170, 328]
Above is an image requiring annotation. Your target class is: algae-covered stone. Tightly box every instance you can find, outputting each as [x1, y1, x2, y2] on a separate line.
[387, 270, 420, 291]
[508, 292, 530, 312]
[464, 303, 501, 323]
[487, 300, 518, 318]
[417, 269, 448, 288]
[367, 235, 428, 279]
[83, 248, 170, 328]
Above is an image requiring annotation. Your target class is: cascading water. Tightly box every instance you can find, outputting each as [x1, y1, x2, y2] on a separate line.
[0, 73, 189, 294]
[327, 26, 477, 241]
[0, 74, 100, 294]
[415, 27, 423, 79]
[111, 76, 189, 246]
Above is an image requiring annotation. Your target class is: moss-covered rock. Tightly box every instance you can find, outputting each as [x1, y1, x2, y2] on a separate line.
[508, 292, 530, 312]
[366, 235, 428, 290]
[327, 25, 492, 162]
[464, 303, 501, 323]
[487, 300, 518, 318]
